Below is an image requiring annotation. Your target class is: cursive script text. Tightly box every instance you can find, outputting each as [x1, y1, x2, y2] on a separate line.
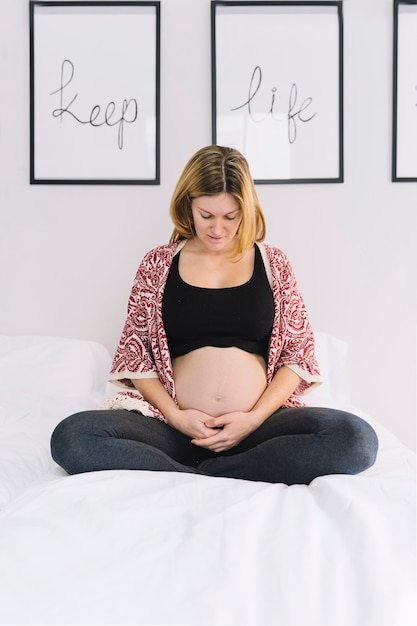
[231, 66, 316, 144]
[50, 59, 138, 150]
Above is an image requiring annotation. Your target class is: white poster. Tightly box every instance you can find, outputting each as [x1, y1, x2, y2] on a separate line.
[212, 2, 343, 183]
[30, 2, 160, 184]
[393, 1, 417, 181]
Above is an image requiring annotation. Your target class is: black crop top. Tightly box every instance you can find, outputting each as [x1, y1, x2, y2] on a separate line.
[162, 245, 275, 360]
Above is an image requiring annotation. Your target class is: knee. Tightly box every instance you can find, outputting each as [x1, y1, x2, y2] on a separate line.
[50, 411, 96, 474]
[338, 413, 379, 473]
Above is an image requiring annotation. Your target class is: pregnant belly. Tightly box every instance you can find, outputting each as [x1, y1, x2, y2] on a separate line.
[172, 346, 267, 416]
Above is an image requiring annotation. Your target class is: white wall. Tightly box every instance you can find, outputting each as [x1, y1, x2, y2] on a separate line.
[1, 0, 416, 450]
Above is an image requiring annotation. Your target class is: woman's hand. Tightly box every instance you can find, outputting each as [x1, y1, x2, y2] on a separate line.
[167, 408, 220, 441]
[191, 411, 261, 453]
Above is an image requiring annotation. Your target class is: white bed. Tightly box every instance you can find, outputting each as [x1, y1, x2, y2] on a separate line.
[0, 334, 415, 626]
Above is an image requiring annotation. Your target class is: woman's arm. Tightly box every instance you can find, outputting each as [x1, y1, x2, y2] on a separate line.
[132, 378, 218, 441]
[250, 365, 302, 424]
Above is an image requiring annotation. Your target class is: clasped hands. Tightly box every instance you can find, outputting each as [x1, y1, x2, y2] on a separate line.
[169, 408, 261, 453]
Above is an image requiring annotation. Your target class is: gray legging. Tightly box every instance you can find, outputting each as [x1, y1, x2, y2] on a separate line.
[50, 406, 378, 485]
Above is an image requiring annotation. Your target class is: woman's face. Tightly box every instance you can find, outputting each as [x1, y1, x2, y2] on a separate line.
[190, 193, 242, 253]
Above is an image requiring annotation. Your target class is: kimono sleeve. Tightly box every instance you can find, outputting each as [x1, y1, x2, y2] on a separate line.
[269, 247, 322, 396]
[108, 254, 160, 389]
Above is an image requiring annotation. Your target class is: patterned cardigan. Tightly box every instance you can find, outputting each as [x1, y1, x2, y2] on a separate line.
[104, 241, 322, 420]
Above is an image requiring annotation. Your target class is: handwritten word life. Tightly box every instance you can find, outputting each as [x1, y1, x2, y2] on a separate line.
[231, 66, 317, 144]
[50, 59, 138, 150]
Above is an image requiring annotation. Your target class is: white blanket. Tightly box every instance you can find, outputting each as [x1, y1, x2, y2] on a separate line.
[0, 336, 415, 626]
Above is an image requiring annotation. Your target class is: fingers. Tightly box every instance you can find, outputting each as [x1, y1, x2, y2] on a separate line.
[192, 440, 229, 453]
[204, 416, 225, 429]
[191, 430, 231, 452]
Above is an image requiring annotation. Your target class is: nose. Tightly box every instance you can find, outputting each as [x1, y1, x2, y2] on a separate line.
[211, 218, 223, 234]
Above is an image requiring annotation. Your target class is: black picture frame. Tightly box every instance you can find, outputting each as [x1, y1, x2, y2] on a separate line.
[392, 0, 417, 182]
[211, 1, 344, 184]
[29, 1, 160, 185]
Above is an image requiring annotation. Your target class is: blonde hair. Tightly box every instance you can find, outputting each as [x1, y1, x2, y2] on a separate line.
[169, 145, 266, 260]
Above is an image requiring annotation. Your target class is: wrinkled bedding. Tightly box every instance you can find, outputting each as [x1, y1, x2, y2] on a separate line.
[0, 335, 415, 626]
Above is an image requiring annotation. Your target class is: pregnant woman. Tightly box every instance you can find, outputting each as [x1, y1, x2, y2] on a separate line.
[51, 145, 378, 484]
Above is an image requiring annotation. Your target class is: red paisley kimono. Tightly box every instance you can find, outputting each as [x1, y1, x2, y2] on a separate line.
[104, 242, 322, 420]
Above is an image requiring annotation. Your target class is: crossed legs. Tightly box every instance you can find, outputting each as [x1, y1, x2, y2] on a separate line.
[51, 407, 378, 485]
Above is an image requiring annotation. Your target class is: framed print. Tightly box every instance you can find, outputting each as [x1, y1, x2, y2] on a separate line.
[29, 1, 160, 185]
[392, 0, 417, 182]
[211, 1, 343, 184]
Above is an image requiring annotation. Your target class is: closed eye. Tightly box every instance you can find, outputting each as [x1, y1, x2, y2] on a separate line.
[197, 209, 241, 220]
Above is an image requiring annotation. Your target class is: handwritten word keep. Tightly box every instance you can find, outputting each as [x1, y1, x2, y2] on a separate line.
[50, 59, 138, 150]
[231, 66, 316, 144]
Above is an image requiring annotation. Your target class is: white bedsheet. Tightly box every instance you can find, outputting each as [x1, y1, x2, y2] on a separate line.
[0, 401, 415, 626]
[0, 336, 415, 626]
